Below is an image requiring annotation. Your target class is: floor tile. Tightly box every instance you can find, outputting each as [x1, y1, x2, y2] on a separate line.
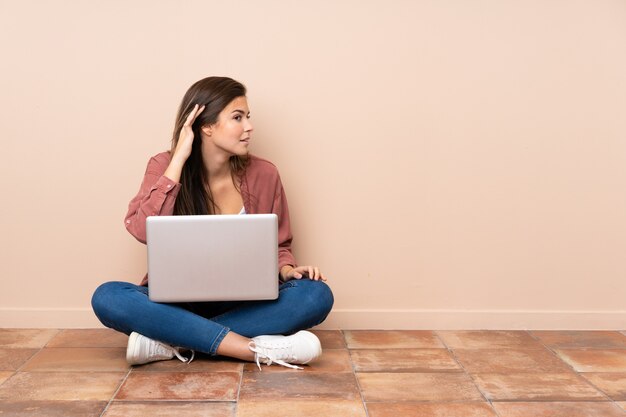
[492, 401, 626, 417]
[133, 355, 243, 373]
[581, 373, 626, 400]
[0, 400, 107, 417]
[453, 348, 572, 373]
[239, 372, 360, 401]
[532, 331, 626, 349]
[0, 329, 59, 348]
[103, 401, 236, 416]
[311, 330, 347, 349]
[350, 349, 461, 372]
[237, 400, 367, 417]
[437, 331, 544, 349]
[357, 372, 484, 402]
[2, 328, 624, 414]
[244, 349, 353, 373]
[47, 328, 128, 348]
[0, 371, 14, 385]
[20, 347, 129, 372]
[0, 372, 126, 401]
[344, 330, 443, 349]
[115, 371, 240, 401]
[472, 373, 605, 401]
[555, 349, 626, 372]
[366, 402, 498, 417]
[0, 348, 38, 371]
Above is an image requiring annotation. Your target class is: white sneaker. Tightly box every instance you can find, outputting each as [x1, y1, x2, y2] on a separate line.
[249, 330, 322, 370]
[126, 332, 194, 365]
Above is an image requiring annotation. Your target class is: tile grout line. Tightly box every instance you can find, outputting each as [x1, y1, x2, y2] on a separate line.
[12, 347, 42, 374]
[527, 330, 616, 404]
[0, 330, 60, 394]
[435, 330, 504, 417]
[343, 330, 371, 417]
[234, 361, 245, 415]
[99, 364, 133, 417]
[11, 328, 62, 373]
[0, 347, 37, 390]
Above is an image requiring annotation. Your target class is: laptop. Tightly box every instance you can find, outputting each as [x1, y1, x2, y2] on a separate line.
[146, 214, 279, 302]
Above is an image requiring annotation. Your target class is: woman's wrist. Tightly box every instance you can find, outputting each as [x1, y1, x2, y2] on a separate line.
[163, 156, 185, 184]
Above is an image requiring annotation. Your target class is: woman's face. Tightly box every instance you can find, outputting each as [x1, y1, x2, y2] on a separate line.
[202, 96, 253, 157]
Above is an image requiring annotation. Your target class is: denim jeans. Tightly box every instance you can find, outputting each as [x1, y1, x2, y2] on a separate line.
[91, 279, 334, 355]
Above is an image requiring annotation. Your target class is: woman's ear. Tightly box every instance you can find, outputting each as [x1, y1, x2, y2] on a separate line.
[201, 125, 212, 136]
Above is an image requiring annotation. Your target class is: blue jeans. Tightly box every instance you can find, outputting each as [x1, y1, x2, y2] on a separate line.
[91, 279, 334, 355]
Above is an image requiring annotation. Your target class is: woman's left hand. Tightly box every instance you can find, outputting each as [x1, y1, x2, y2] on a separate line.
[281, 265, 327, 282]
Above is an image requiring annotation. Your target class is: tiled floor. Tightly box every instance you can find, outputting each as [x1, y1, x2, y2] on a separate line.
[1, 329, 626, 416]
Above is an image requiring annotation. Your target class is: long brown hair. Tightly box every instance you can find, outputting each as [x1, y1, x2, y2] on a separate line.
[170, 76, 249, 215]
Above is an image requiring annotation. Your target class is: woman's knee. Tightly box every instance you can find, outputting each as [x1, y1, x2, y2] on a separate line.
[290, 279, 334, 317]
[91, 281, 143, 326]
[92, 281, 121, 309]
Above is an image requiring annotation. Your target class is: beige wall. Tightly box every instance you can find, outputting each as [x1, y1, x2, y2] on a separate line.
[1, 0, 625, 329]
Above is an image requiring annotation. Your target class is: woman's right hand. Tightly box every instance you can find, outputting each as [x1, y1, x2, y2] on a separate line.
[172, 104, 205, 163]
[164, 104, 205, 183]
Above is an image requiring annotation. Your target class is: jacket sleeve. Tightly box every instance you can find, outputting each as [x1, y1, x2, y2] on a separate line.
[273, 172, 298, 272]
[124, 154, 180, 244]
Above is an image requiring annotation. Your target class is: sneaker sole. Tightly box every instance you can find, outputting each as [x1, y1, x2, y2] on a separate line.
[126, 332, 142, 365]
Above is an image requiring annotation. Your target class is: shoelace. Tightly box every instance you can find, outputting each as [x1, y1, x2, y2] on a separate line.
[248, 342, 302, 370]
[152, 341, 195, 364]
[175, 349, 195, 364]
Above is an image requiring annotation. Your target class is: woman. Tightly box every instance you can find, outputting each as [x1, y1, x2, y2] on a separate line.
[92, 76, 334, 370]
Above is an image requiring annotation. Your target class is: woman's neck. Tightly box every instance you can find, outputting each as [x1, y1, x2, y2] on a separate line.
[202, 144, 232, 180]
